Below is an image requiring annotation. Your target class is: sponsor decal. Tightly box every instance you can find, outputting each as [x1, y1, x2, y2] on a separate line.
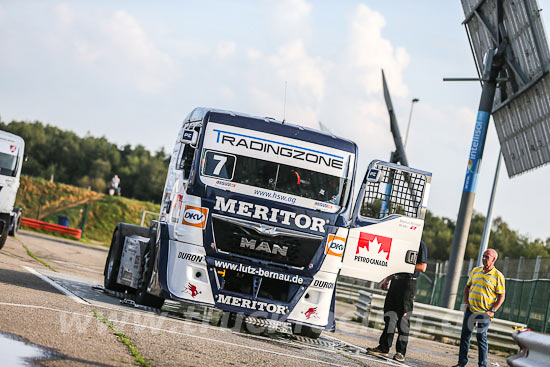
[240, 237, 288, 257]
[215, 294, 288, 315]
[314, 201, 334, 210]
[325, 234, 345, 257]
[312, 280, 334, 289]
[367, 168, 381, 182]
[213, 259, 305, 284]
[303, 307, 319, 320]
[177, 252, 204, 263]
[213, 129, 344, 170]
[9, 145, 16, 153]
[354, 232, 393, 267]
[356, 232, 392, 260]
[182, 205, 209, 229]
[184, 283, 201, 298]
[214, 196, 326, 233]
[182, 129, 194, 142]
[215, 179, 236, 188]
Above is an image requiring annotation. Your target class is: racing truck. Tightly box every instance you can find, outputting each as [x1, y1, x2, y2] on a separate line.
[0, 130, 25, 249]
[103, 108, 431, 338]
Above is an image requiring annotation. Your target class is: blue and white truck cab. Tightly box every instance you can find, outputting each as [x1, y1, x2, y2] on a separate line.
[104, 108, 431, 338]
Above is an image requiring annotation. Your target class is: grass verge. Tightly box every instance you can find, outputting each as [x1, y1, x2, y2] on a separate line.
[17, 238, 57, 272]
[92, 309, 152, 367]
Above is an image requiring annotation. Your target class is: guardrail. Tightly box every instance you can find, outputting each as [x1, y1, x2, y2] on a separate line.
[354, 290, 525, 352]
[21, 217, 82, 240]
[507, 330, 550, 366]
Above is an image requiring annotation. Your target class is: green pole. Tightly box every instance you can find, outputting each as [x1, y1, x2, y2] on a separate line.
[544, 283, 550, 334]
[516, 281, 525, 322]
[80, 204, 89, 237]
[524, 280, 537, 328]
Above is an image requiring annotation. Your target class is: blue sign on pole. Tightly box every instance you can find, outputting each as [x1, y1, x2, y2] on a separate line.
[463, 110, 490, 193]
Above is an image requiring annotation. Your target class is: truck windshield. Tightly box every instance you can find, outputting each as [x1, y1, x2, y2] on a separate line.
[0, 153, 18, 177]
[201, 150, 348, 206]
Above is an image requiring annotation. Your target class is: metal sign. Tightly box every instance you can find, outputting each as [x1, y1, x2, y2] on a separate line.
[462, 0, 550, 176]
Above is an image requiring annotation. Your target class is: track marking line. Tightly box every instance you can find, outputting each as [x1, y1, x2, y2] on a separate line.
[0, 302, 348, 367]
[10, 269, 398, 365]
[22, 266, 89, 305]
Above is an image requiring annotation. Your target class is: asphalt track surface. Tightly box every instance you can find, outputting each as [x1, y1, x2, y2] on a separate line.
[0, 230, 510, 366]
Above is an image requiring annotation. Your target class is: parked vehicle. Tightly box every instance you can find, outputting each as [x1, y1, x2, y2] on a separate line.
[103, 108, 432, 338]
[0, 131, 25, 249]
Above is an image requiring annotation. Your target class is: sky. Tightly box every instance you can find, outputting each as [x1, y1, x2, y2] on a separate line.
[1, 1, 549, 242]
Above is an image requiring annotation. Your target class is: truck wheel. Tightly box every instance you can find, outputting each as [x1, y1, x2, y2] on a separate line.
[218, 311, 238, 329]
[135, 238, 164, 309]
[9, 211, 21, 236]
[0, 213, 10, 249]
[291, 323, 322, 339]
[104, 230, 125, 292]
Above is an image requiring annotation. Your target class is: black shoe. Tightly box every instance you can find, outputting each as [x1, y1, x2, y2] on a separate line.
[393, 352, 405, 362]
[366, 346, 389, 357]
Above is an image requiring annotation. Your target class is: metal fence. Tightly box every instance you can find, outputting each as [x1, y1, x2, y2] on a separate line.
[339, 256, 550, 333]
[414, 256, 550, 333]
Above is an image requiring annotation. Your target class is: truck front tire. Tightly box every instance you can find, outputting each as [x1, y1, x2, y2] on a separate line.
[135, 232, 164, 309]
[291, 323, 322, 339]
[104, 229, 125, 291]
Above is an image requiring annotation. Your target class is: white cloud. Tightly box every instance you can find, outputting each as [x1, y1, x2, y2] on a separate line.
[216, 41, 236, 60]
[247, 48, 263, 61]
[48, 9, 179, 94]
[272, 0, 311, 27]
[268, 40, 325, 102]
[347, 4, 410, 97]
[98, 10, 177, 93]
[54, 3, 75, 25]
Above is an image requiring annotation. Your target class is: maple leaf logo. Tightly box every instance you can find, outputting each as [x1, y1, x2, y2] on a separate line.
[356, 232, 392, 260]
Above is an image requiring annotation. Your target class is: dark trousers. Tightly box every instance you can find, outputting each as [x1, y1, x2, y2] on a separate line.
[378, 277, 416, 355]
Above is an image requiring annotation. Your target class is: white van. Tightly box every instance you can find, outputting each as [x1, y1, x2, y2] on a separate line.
[0, 131, 25, 249]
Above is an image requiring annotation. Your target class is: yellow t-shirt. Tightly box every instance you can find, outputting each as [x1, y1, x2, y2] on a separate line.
[467, 266, 505, 313]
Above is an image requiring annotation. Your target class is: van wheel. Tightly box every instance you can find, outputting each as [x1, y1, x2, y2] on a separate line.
[291, 323, 322, 339]
[9, 211, 21, 236]
[0, 213, 10, 250]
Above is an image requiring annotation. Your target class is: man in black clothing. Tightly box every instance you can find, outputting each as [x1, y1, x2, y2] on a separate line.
[367, 240, 428, 362]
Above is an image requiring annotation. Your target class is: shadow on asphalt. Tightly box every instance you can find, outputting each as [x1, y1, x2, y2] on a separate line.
[0, 268, 66, 297]
[19, 231, 108, 253]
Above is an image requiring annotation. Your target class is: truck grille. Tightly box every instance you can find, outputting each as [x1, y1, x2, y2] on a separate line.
[212, 214, 322, 268]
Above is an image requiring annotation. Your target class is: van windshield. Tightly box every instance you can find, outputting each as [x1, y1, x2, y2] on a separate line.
[0, 153, 18, 177]
[201, 150, 349, 206]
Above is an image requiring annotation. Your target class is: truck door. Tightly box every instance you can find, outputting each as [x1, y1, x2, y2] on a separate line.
[340, 160, 431, 282]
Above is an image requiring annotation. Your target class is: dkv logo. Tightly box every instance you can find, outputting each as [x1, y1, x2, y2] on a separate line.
[325, 234, 345, 258]
[181, 205, 209, 229]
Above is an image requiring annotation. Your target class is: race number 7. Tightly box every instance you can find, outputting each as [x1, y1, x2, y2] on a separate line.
[212, 154, 227, 175]
[202, 150, 236, 179]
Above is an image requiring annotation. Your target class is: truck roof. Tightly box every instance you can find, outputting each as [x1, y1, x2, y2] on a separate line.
[184, 107, 358, 154]
[0, 130, 25, 146]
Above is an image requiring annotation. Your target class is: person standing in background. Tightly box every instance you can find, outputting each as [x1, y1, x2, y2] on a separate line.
[453, 248, 505, 367]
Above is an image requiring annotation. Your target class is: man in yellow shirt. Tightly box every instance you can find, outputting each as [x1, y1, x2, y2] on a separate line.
[453, 249, 505, 367]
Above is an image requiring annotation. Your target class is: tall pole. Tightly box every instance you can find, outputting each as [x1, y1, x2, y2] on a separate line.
[404, 98, 419, 149]
[442, 49, 501, 309]
[476, 150, 503, 267]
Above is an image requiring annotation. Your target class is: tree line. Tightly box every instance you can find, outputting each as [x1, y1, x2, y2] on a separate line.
[0, 120, 169, 203]
[1, 119, 548, 260]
